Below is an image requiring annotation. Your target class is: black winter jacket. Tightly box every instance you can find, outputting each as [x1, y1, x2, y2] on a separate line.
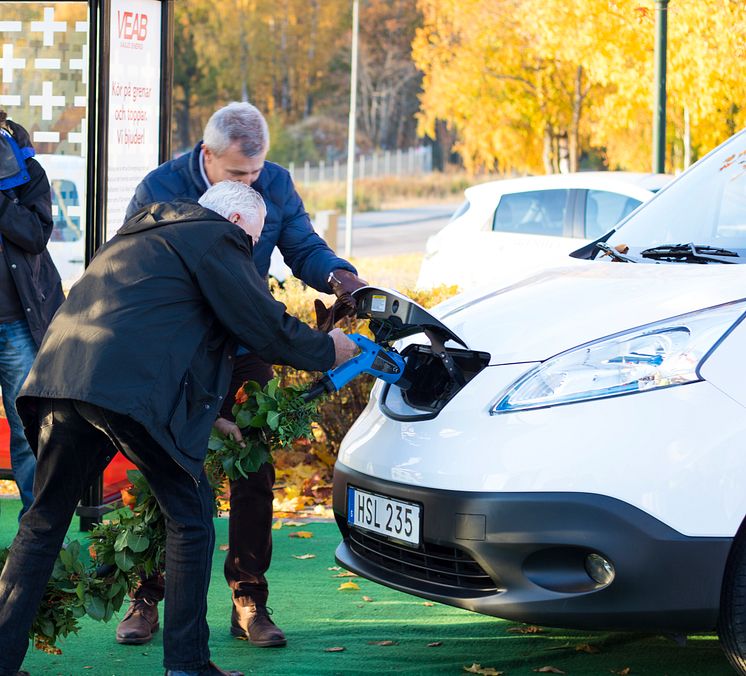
[125, 141, 356, 292]
[0, 157, 64, 346]
[18, 201, 335, 479]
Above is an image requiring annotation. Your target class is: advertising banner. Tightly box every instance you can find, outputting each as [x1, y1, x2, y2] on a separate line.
[106, 0, 162, 239]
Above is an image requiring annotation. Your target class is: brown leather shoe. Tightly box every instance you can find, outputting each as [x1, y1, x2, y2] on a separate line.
[116, 597, 159, 644]
[230, 601, 286, 647]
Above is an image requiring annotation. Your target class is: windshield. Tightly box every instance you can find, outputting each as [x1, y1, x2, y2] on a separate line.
[607, 129, 746, 261]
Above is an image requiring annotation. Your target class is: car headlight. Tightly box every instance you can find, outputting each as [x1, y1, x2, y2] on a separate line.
[492, 300, 746, 413]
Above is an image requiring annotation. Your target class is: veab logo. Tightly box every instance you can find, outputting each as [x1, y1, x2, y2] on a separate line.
[117, 11, 148, 41]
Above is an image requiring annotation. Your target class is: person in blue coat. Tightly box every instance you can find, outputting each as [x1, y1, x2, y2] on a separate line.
[116, 102, 367, 649]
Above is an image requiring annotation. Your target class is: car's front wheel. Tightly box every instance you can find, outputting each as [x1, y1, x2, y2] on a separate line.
[719, 527, 746, 674]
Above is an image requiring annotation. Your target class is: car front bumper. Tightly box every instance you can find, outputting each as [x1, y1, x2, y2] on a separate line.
[333, 464, 732, 632]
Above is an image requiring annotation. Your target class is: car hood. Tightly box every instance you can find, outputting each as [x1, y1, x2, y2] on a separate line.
[429, 261, 746, 364]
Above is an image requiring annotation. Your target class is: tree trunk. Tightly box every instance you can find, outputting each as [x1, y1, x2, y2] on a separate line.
[569, 65, 582, 173]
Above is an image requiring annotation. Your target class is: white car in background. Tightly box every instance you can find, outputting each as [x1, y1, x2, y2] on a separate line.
[334, 130, 746, 673]
[417, 171, 671, 291]
[36, 154, 87, 290]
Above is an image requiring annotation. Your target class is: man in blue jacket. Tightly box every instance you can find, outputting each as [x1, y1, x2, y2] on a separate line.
[117, 102, 366, 649]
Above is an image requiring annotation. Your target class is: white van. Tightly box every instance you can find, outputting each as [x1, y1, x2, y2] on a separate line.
[333, 130, 746, 672]
[36, 154, 86, 290]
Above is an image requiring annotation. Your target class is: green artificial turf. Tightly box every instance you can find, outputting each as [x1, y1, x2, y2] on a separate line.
[0, 498, 735, 675]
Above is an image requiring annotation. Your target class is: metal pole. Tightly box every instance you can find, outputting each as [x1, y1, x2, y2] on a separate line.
[653, 0, 668, 173]
[344, 0, 359, 258]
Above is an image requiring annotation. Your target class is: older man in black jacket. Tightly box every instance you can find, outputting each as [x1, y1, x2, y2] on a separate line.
[0, 181, 356, 676]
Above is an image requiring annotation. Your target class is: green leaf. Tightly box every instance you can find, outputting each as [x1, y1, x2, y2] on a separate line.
[114, 549, 135, 572]
[85, 596, 106, 621]
[266, 410, 281, 431]
[249, 413, 266, 428]
[234, 409, 253, 428]
[208, 434, 224, 451]
[127, 532, 150, 553]
[266, 379, 279, 398]
[114, 530, 129, 552]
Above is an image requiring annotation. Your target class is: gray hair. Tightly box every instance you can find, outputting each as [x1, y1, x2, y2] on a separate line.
[198, 180, 266, 224]
[203, 102, 270, 158]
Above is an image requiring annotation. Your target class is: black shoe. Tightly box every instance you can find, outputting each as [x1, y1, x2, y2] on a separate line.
[116, 597, 159, 645]
[231, 601, 287, 647]
[164, 662, 243, 676]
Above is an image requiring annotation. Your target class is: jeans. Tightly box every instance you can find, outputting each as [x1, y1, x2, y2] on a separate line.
[0, 319, 37, 516]
[0, 399, 216, 674]
[136, 354, 276, 606]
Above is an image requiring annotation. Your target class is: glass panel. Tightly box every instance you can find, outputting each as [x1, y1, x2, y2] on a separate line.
[492, 189, 570, 237]
[585, 189, 641, 240]
[0, 2, 89, 289]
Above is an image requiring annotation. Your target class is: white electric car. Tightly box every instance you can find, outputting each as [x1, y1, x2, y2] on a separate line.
[333, 129, 746, 673]
[417, 171, 671, 292]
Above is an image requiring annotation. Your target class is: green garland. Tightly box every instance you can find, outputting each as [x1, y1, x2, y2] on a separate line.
[0, 377, 320, 652]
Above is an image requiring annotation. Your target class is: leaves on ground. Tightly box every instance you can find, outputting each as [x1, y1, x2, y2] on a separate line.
[288, 531, 313, 539]
[464, 664, 503, 675]
[333, 571, 358, 578]
[338, 581, 361, 591]
[427, 641, 443, 647]
[507, 625, 544, 634]
[218, 544, 229, 551]
[362, 595, 374, 602]
[292, 553, 316, 559]
[533, 668, 565, 674]
[324, 646, 345, 652]
[368, 640, 398, 646]
[423, 602, 434, 607]
[611, 669, 632, 675]
[575, 643, 600, 653]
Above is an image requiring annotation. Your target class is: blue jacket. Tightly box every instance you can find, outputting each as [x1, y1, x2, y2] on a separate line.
[125, 141, 356, 293]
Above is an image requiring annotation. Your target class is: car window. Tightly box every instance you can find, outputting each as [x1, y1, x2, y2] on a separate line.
[608, 130, 746, 254]
[585, 190, 641, 240]
[49, 178, 83, 242]
[492, 189, 570, 236]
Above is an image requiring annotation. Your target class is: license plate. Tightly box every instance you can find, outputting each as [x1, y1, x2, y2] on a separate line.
[347, 487, 421, 546]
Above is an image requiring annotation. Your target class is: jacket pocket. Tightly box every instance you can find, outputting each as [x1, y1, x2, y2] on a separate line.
[167, 371, 219, 460]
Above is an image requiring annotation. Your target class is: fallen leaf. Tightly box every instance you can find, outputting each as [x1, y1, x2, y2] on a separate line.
[362, 596, 374, 602]
[611, 669, 631, 675]
[427, 641, 443, 647]
[368, 640, 398, 646]
[284, 520, 306, 527]
[423, 602, 435, 607]
[338, 581, 361, 591]
[218, 544, 229, 551]
[463, 664, 503, 675]
[575, 643, 600, 654]
[292, 553, 316, 559]
[333, 571, 358, 578]
[533, 668, 565, 674]
[507, 625, 544, 634]
[289, 531, 313, 539]
[328, 566, 342, 571]
[271, 520, 283, 530]
[324, 646, 345, 652]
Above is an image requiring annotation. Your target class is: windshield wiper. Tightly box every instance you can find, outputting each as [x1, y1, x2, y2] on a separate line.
[595, 242, 637, 262]
[640, 243, 741, 264]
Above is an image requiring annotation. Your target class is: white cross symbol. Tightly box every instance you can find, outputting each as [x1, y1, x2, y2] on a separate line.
[68, 118, 87, 158]
[0, 44, 25, 83]
[31, 7, 67, 47]
[29, 81, 65, 121]
[69, 44, 88, 85]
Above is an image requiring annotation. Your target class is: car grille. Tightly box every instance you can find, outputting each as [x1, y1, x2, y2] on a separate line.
[348, 528, 499, 596]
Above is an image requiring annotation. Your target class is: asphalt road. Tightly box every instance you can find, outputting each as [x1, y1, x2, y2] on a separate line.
[335, 203, 460, 257]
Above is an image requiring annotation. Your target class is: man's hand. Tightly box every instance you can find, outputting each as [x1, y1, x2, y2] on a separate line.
[329, 328, 358, 367]
[213, 417, 245, 446]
